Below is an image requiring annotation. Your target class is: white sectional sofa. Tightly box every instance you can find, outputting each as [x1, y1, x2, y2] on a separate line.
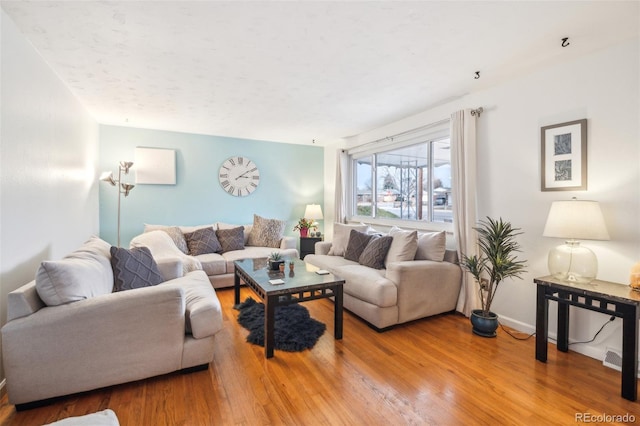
[305, 223, 462, 330]
[131, 218, 299, 289]
[2, 236, 223, 409]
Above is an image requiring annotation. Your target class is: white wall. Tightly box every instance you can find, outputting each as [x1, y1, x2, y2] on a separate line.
[325, 37, 640, 362]
[0, 10, 99, 381]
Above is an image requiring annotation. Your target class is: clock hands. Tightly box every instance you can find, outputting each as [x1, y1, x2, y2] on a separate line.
[235, 170, 251, 180]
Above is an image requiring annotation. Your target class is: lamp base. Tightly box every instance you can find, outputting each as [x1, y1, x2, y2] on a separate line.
[548, 240, 598, 284]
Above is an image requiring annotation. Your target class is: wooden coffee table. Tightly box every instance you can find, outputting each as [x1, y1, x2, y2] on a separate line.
[234, 258, 344, 358]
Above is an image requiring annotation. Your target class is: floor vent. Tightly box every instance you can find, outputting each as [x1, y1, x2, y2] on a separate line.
[603, 347, 640, 377]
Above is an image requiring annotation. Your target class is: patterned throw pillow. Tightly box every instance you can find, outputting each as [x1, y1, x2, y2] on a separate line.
[110, 246, 164, 291]
[327, 223, 369, 256]
[246, 214, 286, 248]
[162, 226, 189, 254]
[216, 226, 245, 253]
[358, 235, 393, 269]
[184, 227, 222, 255]
[344, 229, 373, 262]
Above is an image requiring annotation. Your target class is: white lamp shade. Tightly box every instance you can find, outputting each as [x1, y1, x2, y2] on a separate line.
[543, 200, 609, 241]
[304, 204, 324, 220]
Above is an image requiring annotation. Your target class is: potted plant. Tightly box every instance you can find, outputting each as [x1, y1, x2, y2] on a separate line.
[268, 252, 285, 271]
[460, 217, 527, 337]
[293, 218, 317, 238]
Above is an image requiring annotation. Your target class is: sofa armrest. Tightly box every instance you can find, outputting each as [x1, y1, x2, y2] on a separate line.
[385, 260, 462, 323]
[280, 236, 297, 250]
[7, 281, 44, 322]
[315, 241, 332, 255]
[2, 285, 187, 404]
[156, 258, 183, 281]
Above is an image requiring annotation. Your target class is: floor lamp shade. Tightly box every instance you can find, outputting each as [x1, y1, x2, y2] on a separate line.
[543, 199, 609, 283]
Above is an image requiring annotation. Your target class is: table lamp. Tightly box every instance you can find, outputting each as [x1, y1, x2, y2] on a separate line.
[542, 198, 609, 283]
[304, 204, 323, 236]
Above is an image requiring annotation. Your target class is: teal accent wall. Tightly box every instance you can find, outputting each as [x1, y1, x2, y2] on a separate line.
[99, 125, 324, 246]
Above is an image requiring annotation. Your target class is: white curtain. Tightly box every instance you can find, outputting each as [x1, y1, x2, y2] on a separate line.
[334, 150, 349, 224]
[451, 109, 479, 316]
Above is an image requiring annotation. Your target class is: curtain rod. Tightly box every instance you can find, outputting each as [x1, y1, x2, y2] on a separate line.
[471, 107, 484, 117]
[356, 118, 450, 149]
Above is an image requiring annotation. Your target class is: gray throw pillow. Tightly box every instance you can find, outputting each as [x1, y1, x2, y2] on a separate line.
[184, 227, 222, 255]
[358, 235, 393, 269]
[110, 246, 164, 291]
[162, 226, 189, 254]
[344, 229, 373, 262]
[216, 226, 245, 252]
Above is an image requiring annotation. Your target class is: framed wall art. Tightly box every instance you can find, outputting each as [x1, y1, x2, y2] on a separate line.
[541, 119, 587, 191]
[135, 147, 176, 185]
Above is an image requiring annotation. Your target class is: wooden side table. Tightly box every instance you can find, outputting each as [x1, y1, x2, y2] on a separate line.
[300, 236, 322, 259]
[534, 275, 640, 401]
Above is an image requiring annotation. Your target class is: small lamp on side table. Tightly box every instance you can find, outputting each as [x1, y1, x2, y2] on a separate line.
[304, 204, 324, 236]
[543, 198, 609, 283]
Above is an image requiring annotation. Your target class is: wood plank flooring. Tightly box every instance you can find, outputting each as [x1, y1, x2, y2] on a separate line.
[1, 286, 639, 425]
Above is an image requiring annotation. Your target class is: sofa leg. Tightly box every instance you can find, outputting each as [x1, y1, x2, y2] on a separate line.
[180, 363, 209, 374]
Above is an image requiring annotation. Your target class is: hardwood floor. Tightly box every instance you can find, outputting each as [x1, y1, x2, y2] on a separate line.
[1, 286, 639, 425]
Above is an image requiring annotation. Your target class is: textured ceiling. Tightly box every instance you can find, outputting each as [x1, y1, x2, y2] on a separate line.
[2, 1, 638, 145]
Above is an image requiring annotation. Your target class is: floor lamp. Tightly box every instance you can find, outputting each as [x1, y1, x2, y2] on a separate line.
[100, 161, 135, 247]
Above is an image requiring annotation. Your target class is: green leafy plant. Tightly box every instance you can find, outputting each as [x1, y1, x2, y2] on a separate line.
[269, 252, 282, 261]
[293, 218, 318, 231]
[460, 217, 527, 316]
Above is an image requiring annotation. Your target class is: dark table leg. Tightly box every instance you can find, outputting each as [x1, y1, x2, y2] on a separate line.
[234, 268, 241, 305]
[265, 295, 277, 359]
[557, 291, 569, 353]
[536, 284, 548, 362]
[334, 285, 343, 340]
[620, 304, 639, 401]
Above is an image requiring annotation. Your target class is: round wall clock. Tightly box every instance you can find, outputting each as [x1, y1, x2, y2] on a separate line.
[218, 156, 260, 197]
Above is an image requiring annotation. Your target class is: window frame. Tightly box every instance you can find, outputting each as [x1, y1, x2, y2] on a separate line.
[347, 120, 453, 232]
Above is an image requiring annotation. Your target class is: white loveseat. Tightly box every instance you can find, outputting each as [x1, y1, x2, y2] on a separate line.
[2, 236, 223, 409]
[131, 219, 299, 289]
[305, 224, 462, 330]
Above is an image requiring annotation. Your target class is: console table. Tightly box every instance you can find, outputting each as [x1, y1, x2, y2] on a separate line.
[534, 276, 640, 401]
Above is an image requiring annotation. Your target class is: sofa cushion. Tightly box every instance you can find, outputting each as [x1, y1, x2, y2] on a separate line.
[216, 226, 245, 252]
[218, 222, 253, 245]
[194, 253, 227, 276]
[359, 235, 393, 269]
[35, 236, 114, 306]
[247, 214, 286, 248]
[184, 227, 222, 255]
[344, 230, 373, 262]
[334, 264, 397, 307]
[304, 254, 358, 274]
[415, 231, 446, 262]
[110, 246, 164, 291]
[386, 227, 418, 266]
[328, 223, 368, 256]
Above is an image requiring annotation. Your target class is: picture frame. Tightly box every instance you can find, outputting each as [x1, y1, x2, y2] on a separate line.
[541, 119, 587, 191]
[135, 147, 176, 185]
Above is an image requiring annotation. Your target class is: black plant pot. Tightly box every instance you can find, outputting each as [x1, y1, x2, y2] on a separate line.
[470, 309, 498, 338]
[269, 260, 285, 271]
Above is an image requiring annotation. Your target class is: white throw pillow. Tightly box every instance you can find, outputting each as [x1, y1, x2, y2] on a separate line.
[328, 223, 368, 256]
[415, 231, 447, 262]
[385, 226, 418, 266]
[36, 236, 114, 306]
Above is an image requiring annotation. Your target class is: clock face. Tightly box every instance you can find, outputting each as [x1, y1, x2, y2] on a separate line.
[218, 156, 260, 197]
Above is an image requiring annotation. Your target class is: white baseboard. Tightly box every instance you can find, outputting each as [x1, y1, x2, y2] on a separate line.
[497, 314, 608, 362]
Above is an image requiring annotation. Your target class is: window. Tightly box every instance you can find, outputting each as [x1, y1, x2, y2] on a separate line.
[350, 124, 452, 227]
